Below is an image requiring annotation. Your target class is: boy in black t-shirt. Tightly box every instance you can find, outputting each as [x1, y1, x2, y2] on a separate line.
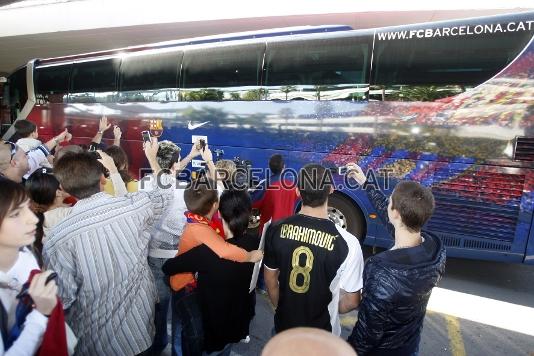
[264, 164, 364, 336]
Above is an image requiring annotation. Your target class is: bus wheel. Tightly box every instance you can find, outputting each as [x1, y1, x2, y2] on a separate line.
[328, 193, 365, 242]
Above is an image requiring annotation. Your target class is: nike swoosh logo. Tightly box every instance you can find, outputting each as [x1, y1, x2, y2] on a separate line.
[187, 121, 209, 130]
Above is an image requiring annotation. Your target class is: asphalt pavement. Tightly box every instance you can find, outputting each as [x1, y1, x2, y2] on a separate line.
[164, 254, 534, 356]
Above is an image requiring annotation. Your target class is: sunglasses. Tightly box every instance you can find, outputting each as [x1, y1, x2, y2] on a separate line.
[3, 141, 17, 161]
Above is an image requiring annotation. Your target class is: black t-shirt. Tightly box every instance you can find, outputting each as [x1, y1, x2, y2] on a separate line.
[264, 214, 364, 335]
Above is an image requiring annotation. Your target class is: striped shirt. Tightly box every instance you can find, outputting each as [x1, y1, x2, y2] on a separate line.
[43, 186, 173, 356]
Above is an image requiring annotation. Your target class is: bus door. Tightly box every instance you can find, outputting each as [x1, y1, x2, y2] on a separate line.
[1, 66, 27, 139]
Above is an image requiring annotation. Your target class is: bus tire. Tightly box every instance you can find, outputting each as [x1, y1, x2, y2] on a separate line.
[328, 193, 366, 242]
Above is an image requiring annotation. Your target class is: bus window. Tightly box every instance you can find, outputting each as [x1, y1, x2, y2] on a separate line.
[181, 43, 264, 101]
[69, 58, 120, 103]
[264, 34, 371, 101]
[35, 63, 71, 104]
[371, 21, 533, 101]
[0, 83, 10, 136]
[7, 67, 27, 124]
[119, 51, 182, 102]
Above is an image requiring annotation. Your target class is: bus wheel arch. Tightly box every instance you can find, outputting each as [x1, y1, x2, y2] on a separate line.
[328, 191, 366, 242]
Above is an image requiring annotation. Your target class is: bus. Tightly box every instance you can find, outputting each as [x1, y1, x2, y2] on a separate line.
[2, 12, 533, 264]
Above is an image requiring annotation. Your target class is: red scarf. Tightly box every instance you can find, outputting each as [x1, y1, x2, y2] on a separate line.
[184, 211, 223, 238]
[28, 270, 68, 356]
[182, 212, 224, 291]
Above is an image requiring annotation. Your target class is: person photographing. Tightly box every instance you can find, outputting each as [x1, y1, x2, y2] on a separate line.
[345, 163, 446, 356]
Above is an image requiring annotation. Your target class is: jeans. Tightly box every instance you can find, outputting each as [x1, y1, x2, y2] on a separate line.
[148, 256, 174, 355]
[172, 288, 203, 356]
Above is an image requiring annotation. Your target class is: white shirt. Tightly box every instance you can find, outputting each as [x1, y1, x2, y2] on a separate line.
[0, 248, 48, 356]
[0, 249, 39, 328]
[139, 174, 187, 258]
[0, 310, 48, 356]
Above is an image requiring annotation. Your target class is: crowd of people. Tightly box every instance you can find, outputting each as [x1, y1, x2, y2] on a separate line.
[0, 116, 446, 356]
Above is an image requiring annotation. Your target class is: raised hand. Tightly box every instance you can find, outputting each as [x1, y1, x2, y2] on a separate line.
[99, 115, 112, 132]
[113, 125, 122, 140]
[188, 139, 203, 158]
[143, 137, 159, 162]
[201, 146, 213, 163]
[346, 163, 366, 186]
[97, 150, 118, 173]
[56, 128, 69, 142]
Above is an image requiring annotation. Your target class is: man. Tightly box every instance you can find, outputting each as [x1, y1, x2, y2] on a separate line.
[262, 328, 356, 356]
[263, 163, 364, 336]
[0, 141, 29, 183]
[252, 154, 300, 234]
[346, 163, 446, 356]
[0, 140, 57, 183]
[139, 139, 203, 355]
[43, 139, 174, 356]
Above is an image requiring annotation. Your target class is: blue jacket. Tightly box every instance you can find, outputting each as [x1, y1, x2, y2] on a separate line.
[348, 185, 446, 356]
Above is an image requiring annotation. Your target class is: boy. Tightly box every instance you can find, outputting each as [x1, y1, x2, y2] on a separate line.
[14, 119, 70, 154]
[13, 119, 71, 172]
[264, 163, 364, 336]
[346, 163, 446, 356]
[251, 154, 300, 234]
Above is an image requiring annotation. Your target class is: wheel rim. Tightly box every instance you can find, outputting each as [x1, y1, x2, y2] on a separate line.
[328, 206, 347, 229]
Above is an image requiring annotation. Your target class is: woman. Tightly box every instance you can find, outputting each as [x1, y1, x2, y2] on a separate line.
[0, 178, 59, 355]
[103, 145, 138, 193]
[26, 169, 71, 259]
[163, 190, 258, 355]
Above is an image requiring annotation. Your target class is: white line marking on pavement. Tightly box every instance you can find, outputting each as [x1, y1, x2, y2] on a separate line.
[428, 287, 534, 336]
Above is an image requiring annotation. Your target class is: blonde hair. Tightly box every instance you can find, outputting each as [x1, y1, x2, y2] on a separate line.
[215, 160, 237, 182]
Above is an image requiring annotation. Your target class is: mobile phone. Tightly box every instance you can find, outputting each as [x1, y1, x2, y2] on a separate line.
[141, 130, 151, 143]
[45, 272, 58, 285]
[199, 139, 206, 152]
[338, 166, 348, 175]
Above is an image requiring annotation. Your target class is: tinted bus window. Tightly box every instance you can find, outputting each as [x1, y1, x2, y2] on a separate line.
[35, 64, 71, 104]
[7, 67, 27, 123]
[264, 35, 371, 101]
[69, 58, 120, 103]
[372, 19, 533, 101]
[119, 51, 182, 102]
[181, 43, 264, 101]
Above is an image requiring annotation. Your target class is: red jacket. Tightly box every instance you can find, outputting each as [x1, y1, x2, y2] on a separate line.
[251, 173, 300, 233]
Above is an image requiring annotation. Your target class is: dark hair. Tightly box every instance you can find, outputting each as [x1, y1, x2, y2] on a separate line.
[269, 154, 284, 175]
[14, 120, 37, 138]
[54, 145, 83, 166]
[104, 145, 133, 183]
[54, 152, 103, 199]
[184, 176, 218, 216]
[0, 177, 28, 228]
[219, 190, 252, 237]
[157, 140, 181, 170]
[297, 164, 333, 208]
[391, 181, 435, 233]
[24, 170, 57, 267]
[26, 169, 60, 211]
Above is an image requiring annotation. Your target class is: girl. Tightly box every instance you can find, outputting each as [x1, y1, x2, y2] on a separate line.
[0, 178, 58, 355]
[103, 145, 138, 193]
